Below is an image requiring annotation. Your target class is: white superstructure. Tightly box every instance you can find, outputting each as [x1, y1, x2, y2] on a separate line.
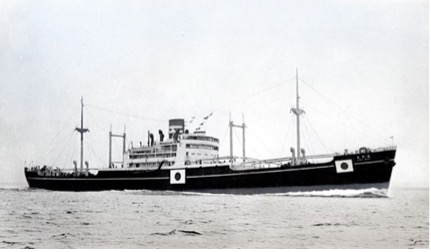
[123, 120, 219, 170]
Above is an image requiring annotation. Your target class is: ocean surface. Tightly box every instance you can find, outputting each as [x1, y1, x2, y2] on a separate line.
[0, 185, 428, 249]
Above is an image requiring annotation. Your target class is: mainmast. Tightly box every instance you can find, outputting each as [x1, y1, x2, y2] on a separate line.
[75, 97, 89, 174]
[291, 68, 305, 162]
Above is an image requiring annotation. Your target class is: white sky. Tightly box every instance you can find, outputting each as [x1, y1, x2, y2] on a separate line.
[0, 0, 428, 188]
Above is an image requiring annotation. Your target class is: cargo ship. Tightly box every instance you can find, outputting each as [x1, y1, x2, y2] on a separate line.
[24, 71, 396, 193]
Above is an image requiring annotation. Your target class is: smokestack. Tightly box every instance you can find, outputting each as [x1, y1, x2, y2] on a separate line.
[159, 130, 164, 142]
[173, 129, 180, 142]
[169, 119, 185, 139]
[150, 133, 154, 146]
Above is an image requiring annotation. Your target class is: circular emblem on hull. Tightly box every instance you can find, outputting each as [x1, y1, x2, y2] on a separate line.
[341, 162, 349, 170]
[335, 160, 353, 173]
[170, 169, 186, 184]
[175, 172, 181, 181]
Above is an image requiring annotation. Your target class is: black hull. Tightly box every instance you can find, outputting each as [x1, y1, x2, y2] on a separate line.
[24, 149, 396, 194]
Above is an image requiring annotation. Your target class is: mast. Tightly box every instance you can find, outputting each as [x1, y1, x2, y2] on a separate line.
[296, 68, 300, 159]
[109, 125, 112, 168]
[229, 113, 233, 160]
[291, 68, 305, 163]
[242, 114, 245, 164]
[75, 97, 89, 174]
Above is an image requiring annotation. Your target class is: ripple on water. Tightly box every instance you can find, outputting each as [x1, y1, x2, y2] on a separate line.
[0, 187, 427, 248]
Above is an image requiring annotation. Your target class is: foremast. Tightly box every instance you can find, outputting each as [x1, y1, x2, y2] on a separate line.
[290, 68, 305, 164]
[75, 97, 89, 175]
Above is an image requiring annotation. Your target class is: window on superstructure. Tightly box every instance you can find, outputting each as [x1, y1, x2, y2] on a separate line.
[185, 144, 218, 151]
[184, 136, 219, 142]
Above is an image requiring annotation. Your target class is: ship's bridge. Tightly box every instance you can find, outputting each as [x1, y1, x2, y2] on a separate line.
[180, 132, 219, 159]
[178, 131, 219, 165]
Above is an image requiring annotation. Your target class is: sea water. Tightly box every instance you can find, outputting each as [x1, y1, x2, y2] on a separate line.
[0, 186, 428, 249]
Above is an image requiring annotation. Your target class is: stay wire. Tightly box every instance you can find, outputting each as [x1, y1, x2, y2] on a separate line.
[44, 126, 77, 165]
[209, 77, 296, 116]
[85, 136, 106, 168]
[86, 103, 167, 122]
[302, 118, 318, 156]
[301, 101, 389, 147]
[39, 106, 80, 162]
[50, 130, 77, 167]
[63, 142, 77, 170]
[219, 125, 230, 151]
[84, 106, 108, 133]
[233, 130, 242, 151]
[248, 126, 276, 157]
[303, 116, 329, 154]
[280, 116, 295, 156]
[299, 78, 391, 145]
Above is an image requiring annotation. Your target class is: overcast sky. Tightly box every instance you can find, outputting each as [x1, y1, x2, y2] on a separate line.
[0, 0, 428, 188]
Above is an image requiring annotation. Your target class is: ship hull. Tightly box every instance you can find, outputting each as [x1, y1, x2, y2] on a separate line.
[24, 149, 396, 194]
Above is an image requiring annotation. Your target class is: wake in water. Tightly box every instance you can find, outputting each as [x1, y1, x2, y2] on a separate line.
[117, 188, 233, 197]
[116, 188, 389, 198]
[0, 187, 30, 192]
[1, 186, 388, 198]
[271, 188, 389, 198]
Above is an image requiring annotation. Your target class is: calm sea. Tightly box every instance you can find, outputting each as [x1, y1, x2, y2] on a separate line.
[0, 185, 428, 249]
